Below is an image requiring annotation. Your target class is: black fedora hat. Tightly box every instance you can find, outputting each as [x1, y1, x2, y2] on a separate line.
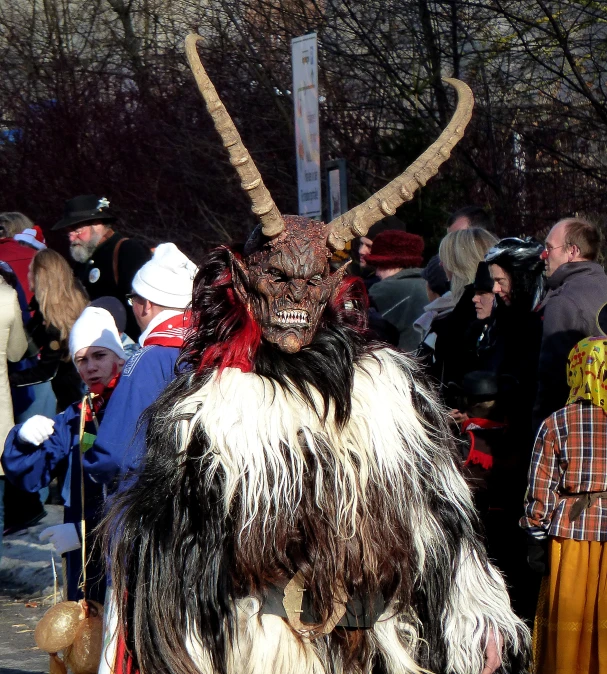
[52, 194, 116, 231]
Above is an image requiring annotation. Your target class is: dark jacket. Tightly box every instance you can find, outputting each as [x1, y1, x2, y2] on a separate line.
[533, 261, 607, 432]
[368, 268, 428, 351]
[430, 285, 479, 398]
[9, 298, 83, 411]
[73, 231, 150, 339]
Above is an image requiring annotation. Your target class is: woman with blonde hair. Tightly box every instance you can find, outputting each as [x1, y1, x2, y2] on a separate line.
[10, 249, 89, 412]
[439, 227, 498, 302]
[431, 227, 498, 399]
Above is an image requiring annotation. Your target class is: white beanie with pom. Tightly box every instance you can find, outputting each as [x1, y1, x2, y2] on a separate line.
[131, 243, 197, 309]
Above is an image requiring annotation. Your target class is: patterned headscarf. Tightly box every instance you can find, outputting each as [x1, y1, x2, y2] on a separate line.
[567, 337, 607, 411]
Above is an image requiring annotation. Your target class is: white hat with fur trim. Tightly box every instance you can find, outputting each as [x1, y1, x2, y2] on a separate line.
[131, 243, 197, 309]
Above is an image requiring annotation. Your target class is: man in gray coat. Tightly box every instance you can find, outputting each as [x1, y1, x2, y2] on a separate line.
[366, 230, 428, 352]
[533, 217, 607, 431]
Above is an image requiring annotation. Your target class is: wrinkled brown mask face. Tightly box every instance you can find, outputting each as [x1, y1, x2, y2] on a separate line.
[233, 216, 347, 353]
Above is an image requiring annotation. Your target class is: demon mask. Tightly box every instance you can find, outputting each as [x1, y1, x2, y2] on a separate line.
[185, 34, 474, 353]
[233, 216, 346, 353]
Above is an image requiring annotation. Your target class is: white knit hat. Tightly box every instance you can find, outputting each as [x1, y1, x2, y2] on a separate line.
[69, 307, 126, 360]
[131, 243, 197, 309]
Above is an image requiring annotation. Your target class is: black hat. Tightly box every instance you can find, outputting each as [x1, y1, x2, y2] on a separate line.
[52, 194, 116, 231]
[90, 296, 127, 334]
[421, 255, 450, 296]
[447, 371, 517, 404]
[473, 261, 494, 293]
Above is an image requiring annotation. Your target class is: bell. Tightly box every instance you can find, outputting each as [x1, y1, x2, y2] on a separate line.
[35, 599, 104, 674]
[35, 602, 83, 653]
[63, 601, 104, 674]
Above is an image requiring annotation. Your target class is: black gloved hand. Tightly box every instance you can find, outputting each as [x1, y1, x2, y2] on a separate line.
[527, 534, 549, 575]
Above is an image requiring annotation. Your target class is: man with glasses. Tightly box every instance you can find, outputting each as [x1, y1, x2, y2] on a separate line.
[52, 195, 150, 339]
[533, 217, 607, 431]
[83, 243, 197, 485]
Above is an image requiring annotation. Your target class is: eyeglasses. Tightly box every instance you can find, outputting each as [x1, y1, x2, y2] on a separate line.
[541, 243, 569, 260]
[126, 293, 143, 307]
[544, 244, 568, 253]
[67, 225, 89, 238]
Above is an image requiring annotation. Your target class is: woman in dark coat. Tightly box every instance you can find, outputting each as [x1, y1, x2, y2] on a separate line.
[481, 236, 545, 623]
[431, 227, 497, 405]
[9, 249, 89, 412]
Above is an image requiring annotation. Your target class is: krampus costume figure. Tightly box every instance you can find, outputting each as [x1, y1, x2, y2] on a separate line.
[104, 35, 530, 674]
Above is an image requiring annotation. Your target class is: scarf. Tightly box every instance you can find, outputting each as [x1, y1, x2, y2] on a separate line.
[78, 372, 120, 423]
[143, 311, 192, 348]
[567, 336, 607, 412]
[461, 417, 507, 471]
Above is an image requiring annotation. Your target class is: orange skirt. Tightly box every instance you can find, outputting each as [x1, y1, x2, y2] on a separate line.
[534, 538, 607, 673]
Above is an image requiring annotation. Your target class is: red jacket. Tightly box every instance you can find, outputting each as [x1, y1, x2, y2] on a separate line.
[0, 238, 35, 303]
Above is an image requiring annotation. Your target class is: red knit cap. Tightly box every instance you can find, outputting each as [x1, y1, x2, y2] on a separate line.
[364, 230, 424, 269]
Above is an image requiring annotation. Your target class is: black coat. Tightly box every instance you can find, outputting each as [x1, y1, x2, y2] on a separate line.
[73, 231, 151, 339]
[431, 285, 479, 399]
[9, 299, 83, 412]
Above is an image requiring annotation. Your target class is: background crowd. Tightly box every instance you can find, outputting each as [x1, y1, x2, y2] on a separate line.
[0, 195, 606, 672]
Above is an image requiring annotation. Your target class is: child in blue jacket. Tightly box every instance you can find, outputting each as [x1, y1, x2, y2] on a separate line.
[2, 306, 126, 602]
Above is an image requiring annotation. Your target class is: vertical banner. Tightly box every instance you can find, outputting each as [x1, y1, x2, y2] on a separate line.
[292, 33, 321, 218]
[325, 159, 348, 221]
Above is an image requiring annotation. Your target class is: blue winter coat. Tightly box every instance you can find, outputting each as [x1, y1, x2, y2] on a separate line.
[2, 401, 106, 601]
[83, 345, 180, 484]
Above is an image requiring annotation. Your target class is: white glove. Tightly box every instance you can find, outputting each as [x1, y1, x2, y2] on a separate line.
[39, 523, 81, 555]
[17, 415, 55, 446]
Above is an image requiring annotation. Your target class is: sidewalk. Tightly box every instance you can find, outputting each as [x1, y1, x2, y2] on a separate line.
[0, 505, 63, 598]
[0, 506, 64, 674]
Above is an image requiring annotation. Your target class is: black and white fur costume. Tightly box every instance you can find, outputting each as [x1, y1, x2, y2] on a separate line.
[104, 259, 530, 674]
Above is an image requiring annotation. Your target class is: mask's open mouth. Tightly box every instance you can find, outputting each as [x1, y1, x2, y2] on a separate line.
[275, 309, 310, 326]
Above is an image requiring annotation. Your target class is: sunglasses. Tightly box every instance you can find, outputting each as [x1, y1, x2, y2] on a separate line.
[125, 293, 144, 307]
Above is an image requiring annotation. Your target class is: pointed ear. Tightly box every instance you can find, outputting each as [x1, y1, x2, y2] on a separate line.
[227, 250, 250, 305]
[329, 260, 351, 301]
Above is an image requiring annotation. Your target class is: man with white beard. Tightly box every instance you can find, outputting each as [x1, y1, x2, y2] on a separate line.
[52, 194, 150, 339]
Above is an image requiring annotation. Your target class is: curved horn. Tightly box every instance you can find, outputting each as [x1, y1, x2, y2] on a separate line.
[327, 78, 474, 250]
[185, 34, 284, 238]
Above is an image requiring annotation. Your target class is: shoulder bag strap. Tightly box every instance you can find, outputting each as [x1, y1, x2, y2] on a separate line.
[112, 237, 129, 286]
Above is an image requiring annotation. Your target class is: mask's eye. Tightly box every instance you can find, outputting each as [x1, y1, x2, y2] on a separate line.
[267, 268, 288, 283]
[307, 274, 323, 286]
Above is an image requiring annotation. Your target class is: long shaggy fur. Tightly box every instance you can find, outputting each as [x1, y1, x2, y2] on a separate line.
[104, 346, 529, 674]
[103, 246, 529, 673]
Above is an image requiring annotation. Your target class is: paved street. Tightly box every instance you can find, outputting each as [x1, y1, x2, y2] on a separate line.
[0, 597, 47, 673]
[0, 506, 63, 673]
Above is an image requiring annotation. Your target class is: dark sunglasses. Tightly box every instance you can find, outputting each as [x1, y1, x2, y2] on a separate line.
[126, 293, 143, 307]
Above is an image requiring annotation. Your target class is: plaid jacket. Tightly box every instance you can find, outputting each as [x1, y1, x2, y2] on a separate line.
[521, 401, 607, 541]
